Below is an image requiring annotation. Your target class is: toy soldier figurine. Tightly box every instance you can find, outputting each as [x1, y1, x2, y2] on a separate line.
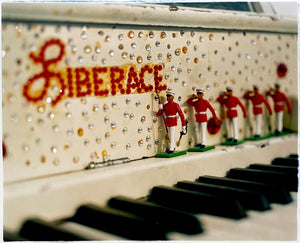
[217, 87, 246, 143]
[157, 89, 186, 154]
[243, 85, 272, 138]
[186, 88, 219, 148]
[266, 83, 291, 135]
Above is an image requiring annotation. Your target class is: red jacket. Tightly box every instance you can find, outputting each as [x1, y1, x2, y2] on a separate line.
[244, 91, 272, 115]
[186, 97, 217, 123]
[217, 94, 246, 119]
[266, 90, 291, 113]
[157, 101, 186, 127]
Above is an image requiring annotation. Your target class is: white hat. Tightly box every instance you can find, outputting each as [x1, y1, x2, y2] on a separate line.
[226, 86, 233, 92]
[166, 89, 175, 96]
[196, 88, 205, 94]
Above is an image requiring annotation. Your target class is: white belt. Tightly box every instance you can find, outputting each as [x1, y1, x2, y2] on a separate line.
[254, 104, 262, 108]
[196, 112, 206, 115]
[166, 115, 176, 118]
[229, 107, 237, 110]
[275, 102, 283, 105]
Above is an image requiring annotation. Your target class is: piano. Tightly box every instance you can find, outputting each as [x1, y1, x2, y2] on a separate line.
[2, 2, 298, 241]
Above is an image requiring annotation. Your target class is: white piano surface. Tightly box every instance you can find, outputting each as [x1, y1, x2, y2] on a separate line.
[3, 134, 298, 240]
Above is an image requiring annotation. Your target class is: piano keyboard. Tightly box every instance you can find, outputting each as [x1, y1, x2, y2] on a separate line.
[4, 152, 298, 241]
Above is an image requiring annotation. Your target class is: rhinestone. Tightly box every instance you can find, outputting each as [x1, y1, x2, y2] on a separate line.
[175, 48, 180, 56]
[199, 36, 204, 42]
[146, 136, 151, 142]
[155, 41, 160, 47]
[90, 152, 97, 160]
[53, 158, 60, 165]
[111, 142, 116, 149]
[138, 31, 144, 38]
[102, 58, 107, 64]
[131, 43, 137, 49]
[51, 146, 58, 154]
[84, 45, 91, 54]
[186, 40, 191, 46]
[126, 98, 131, 104]
[147, 55, 152, 60]
[149, 31, 154, 38]
[88, 123, 94, 129]
[65, 112, 72, 118]
[67, 129, 73, 136]
[77, 128, 84, 136]
[118, 34, 124, 40]
[120, 52, 127, 59]
[78, 56, 84, 63]
[130, 53, 135, 60]
[111, 122, 116, 129]
[182, 81, 187, 87]
[145, 44, 151, 51]
[180, 30, 185, 36]
[138, 127, 143, 133]
[153, 117, 158, 123]
[93, 104, 99, 111]
[251, 40, 256, 45]
[136, 101, 141, 107]
[95, 136, 101, 144]
[98, 30, 104, 36]
[147, 127, 152, 132]
[104, 116, 110, 123]
[124, 111, 129, 118]
[26, 114, 33, 122]
[105, 35, 111, 42]
[112, 101, 117, 108]
[82, 111, 88, 117]
[161, 32, 166, 38]
[81, 32, 87, 40]
[126, 143, 131, 150]
[53, 125, 59, 132]
[103, 104, 109, 111]
[84, 139, 90, 146]
[138, 139, 143, 146]
[123, 127, 128, 134]
[11, 114, 18, 122]
[95, 46, 101, 53]
[92, 55, 98, 61]
[158, 53, 162, 60]
[73, 156, 80, 163]
[206, 85, 211, 91]
[178, 96, 182, 101]
[128, 31, 135, 38]
[130, 113, 134, 120]
[177, 68, 182, 73]
[23, 145, 29, 152]
[137, 56, 143, 63]
[105, 132, 110, 139]
[109, 50, 114, 57]
[147, 144, 152, 150]
[155, 139, 159, 145]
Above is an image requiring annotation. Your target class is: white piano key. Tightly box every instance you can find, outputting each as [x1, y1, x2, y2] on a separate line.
[58, 221, 127, 241]
[168, 192, 297, 241]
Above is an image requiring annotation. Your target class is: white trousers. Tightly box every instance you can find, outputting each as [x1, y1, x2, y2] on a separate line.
[255, 114, 262, 135]
[169, 126, 176, 151]
[197, 122, 207, 145]
[275, 111, 283, 132]
[228, 117, 238, 140]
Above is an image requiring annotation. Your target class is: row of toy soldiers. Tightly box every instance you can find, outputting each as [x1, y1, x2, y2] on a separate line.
[157, 83, 291, 154]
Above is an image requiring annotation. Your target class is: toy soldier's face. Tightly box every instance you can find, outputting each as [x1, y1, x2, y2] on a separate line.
[197, 93, 204, 99]
[227, 90, 233, 96]
[254, 88, 259, 93]
[167, 95, 174, 102]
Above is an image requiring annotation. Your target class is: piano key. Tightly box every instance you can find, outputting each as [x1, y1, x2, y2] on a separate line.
[69, 204, 167, 240]
[3, 229, 28, 241]
[248, 163, 298, 175]
[288, 154, 298, 159]
[271, 157, 299, 167]
[197, 175, 292, 204]
[226, 168, 297, 191]
[176, 180, 270, 211]
[169, 193, 298, 240]
[107, 195, 203, 234]
[57, 221, 127, 240]
[18, 218, 88, 241]
[148, 185, 246, 219]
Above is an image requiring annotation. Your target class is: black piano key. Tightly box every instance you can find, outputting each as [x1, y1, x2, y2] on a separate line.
[226, 168, 297, 192]
[248, 163, 298, 175]
[69, 204, 167, 240]
[176, 180, 270, 211]
[108, 196, 203, 235]
[271, 157, 299, 167]
[148, 185, 246, 219]
[197, 175, 292, 204]
[19, 218, 88, 241]
[289, 154, 298, 159]
[4, 229, 28, 241]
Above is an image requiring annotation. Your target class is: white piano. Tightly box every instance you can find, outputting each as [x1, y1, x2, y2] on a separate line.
[2, 2, 298, 241]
